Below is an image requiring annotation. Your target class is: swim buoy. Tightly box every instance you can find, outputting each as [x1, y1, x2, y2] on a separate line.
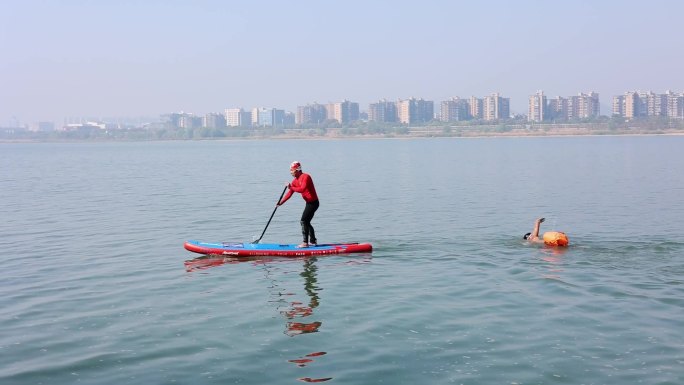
[543, 231, 569, 246]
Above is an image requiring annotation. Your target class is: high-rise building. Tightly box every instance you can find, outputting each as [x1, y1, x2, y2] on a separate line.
[397, 98, 434, 124]
[548, 96, 568, 121]
[368, 99, 398, 123]
[637, 92, 651, 117]
[165, 112, 198, 128]
[283, 112, 296, 126]
[326, 100, 359, 124]
[575, 92, 600, 119]
[225, 108, 252, 127]
[252, 107, 284, 127]
[624, 92, 640, 119]
[440, 97, 469, 122]
[645, 91, 668, 117]
[528, 91, 547, 122]
[177, 113, 202, 128]
[484, 93, 509, 121]
[613, 90, 683, 119]
[567, 96, 579, 120]
[273, 109, 286, 127]
[203, 113, 226, 128]
[469, 96, 483, 120]
[536, 92, 600, 120]
[417, 99, 435, 123]
[612, 95, 625, 117]
[296, 103, 327, 125]
[397, 100, 411, 124]
[666, 91, 684, 119]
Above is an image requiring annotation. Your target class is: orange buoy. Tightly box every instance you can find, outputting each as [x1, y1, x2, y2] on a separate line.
[543, 231, 569, 246]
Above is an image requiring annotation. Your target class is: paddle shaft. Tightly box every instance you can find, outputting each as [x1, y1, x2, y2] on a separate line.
[253, 185, 288, 243]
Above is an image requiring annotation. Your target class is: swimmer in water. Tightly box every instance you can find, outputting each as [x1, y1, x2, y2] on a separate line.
[524, 217, 569, 246]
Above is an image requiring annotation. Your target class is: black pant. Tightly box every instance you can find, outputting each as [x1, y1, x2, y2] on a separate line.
[300, 200, 319, 244]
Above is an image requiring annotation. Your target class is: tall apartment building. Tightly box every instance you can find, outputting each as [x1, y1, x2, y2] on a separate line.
[225, 108, 252, 127]
[615, 90, 684, 119]
[251, 107, 286, 127]
[570, 92, 600, 119]
[368, 99, 398, 123]
[638, 92, 652, 117]
[528, 91, 547, 122]
[483, 93, 509, 121]
[567, 96, 579, 120]
[612, 95, 625, 117]
[397, 98, 434, 125]
[440, 97, 469, 122]
[397, 100, 410, 124]
[584, 92, 600, 118]
[296, 103, 327, 125]
[548, 96, 568, 121]
[203, 112, 226, 128]
[273, 109, 286, 127]
[283, 112, 296, 126]
[624, 92, 640, 118]
[666, 91, 684, 119]
[166, 112, 201, 128]
[252, 108, 269, 127]
[178, 113, 202, 128]
[645, 91, 668, 117]
[530, 91, 599, 121]
[618, 91, 651, 119]
[327, 100, 360, 124]
[469, 96, 484, 119]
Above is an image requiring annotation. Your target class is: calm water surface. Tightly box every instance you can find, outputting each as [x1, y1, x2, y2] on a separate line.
[1, 136, 683, 384]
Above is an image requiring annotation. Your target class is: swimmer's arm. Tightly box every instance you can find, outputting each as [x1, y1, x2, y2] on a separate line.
[530, 217, 545, 241]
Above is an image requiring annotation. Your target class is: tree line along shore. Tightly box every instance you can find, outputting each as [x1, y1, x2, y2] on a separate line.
[2, 119, 684, 142]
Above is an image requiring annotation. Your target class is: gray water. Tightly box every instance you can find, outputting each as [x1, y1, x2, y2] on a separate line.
[1, 136, 683, 384]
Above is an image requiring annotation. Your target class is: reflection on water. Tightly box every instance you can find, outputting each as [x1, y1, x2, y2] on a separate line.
[184, 255, 235, 272]
[286, 321, 323, 336]
[184, 255, 333, 382]
[288, 351, 327, 367]
[539, 246, 569, 280]
[274, 258, 331, 382]
[183, 254, 303, 272]
[283, 258, 322, 337]
[298, 377, 334, 383]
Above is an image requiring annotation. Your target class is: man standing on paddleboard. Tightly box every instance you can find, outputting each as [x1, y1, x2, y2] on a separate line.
[278, 161, 319, 248]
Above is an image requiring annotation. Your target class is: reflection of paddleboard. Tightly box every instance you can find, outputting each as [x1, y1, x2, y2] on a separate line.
[184, 240, 373, 257]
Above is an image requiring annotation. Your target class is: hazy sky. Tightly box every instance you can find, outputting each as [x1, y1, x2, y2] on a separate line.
[1, 0, 682, 124]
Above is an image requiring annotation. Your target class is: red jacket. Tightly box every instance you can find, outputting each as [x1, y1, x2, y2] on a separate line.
[280, 172, 318, 204]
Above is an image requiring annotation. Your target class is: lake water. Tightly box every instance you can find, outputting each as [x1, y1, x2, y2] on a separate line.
[1, 136, 683, 385]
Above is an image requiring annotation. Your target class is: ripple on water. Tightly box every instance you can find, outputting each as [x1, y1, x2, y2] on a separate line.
[3, 139, 684, 384]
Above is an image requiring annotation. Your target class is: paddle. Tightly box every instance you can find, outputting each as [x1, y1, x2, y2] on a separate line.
[253, 185, 288, 244]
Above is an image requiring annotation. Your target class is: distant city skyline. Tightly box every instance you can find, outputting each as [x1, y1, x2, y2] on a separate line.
[2, 1, 683, 125]
[4, 87, 684, 129]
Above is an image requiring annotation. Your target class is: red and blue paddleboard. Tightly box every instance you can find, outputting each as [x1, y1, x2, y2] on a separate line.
[184, 240, 373, 257]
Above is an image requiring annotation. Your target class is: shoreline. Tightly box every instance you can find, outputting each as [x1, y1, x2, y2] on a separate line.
[2, 127, 684, 143]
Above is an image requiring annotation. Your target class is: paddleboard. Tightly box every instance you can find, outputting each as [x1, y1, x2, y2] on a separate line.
[184, 240, 373, 257]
